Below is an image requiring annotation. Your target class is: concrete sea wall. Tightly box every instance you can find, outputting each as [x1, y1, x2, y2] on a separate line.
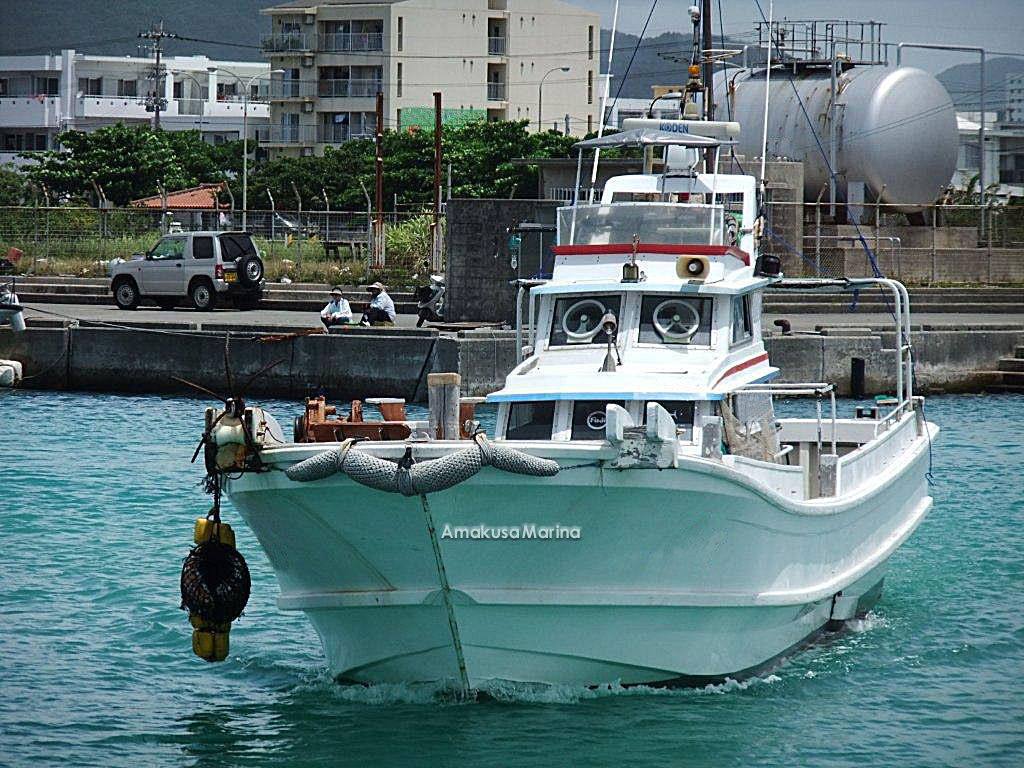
[1, 323, 1019, 401]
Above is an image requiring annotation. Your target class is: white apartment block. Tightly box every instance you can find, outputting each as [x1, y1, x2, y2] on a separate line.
[260, 0, 600, 158]
[1007, 73, 1024, 124]
[0, 49, 270, 167]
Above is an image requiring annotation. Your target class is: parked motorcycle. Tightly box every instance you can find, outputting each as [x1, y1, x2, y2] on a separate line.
[414, 274, 445, 328]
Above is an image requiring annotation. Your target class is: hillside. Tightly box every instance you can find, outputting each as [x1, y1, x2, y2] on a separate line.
[936, 57, 1024, 112]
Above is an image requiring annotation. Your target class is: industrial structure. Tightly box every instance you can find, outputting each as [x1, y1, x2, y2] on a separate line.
[258, 0, 600, 158]
[0, 49, 270, 166]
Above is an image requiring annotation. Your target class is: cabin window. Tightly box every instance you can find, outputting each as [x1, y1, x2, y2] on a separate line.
[731, 294, 752, 346]
[506, 402, 555, 440]
[638, 295, 712, 345]
[644, 400, 695, 440]
[549, 294, 621, 346]
[571, 400, 625, 440]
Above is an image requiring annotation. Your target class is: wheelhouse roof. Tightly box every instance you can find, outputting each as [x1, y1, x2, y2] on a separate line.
[573, 129, 730, 150]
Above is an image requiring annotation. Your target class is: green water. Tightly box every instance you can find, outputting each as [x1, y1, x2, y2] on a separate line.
[1, 391, 1021, 766]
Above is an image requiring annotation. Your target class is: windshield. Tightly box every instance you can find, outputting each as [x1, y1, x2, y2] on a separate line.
[557, 203, 722, 247]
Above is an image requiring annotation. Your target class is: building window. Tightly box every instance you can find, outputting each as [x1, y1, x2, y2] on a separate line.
[0, 79, 7, 97]
[587, 114, 592, 133]
[173, 80, 183, 99]
[78, 77, 102, 96]
[396, 107, 401, 130]
[397, 62, 403, 97]
[117, 79, 137, 97]
[397, 16, 403, 51]
[588, 26, 594, 60]
[35, 77, 58, 96]
[587, 70, 593, 104]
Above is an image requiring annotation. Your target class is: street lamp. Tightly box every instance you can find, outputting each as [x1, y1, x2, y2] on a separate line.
[217, 67, 284, 231]
[538, 66, 570, 133]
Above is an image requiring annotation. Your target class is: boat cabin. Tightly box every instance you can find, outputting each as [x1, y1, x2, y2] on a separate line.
[489, 121, 779, 445]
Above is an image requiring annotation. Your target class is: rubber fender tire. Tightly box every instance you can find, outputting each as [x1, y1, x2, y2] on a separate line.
[190, 279, 217, 311]
[236, 255, 264, 288]
[112, 277, 140, 310]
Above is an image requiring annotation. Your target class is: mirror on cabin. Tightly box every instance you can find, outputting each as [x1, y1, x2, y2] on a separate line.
[550, 295, 622, 346]
[638, 296, 712, 345]
[505, 402, 556, 440]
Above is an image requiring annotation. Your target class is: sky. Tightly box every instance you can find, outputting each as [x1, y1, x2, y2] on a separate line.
[584, 0, 1024, 73]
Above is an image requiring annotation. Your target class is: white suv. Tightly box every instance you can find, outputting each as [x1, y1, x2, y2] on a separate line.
[109, 231, 265, 311]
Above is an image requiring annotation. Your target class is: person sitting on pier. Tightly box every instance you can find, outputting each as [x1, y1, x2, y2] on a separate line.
[321, 286, 353, 329]
[359, 282, 396, 326]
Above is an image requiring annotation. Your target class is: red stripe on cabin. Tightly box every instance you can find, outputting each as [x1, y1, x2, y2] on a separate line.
[713, 353, 769, 387]
[552, 243, 750, 266]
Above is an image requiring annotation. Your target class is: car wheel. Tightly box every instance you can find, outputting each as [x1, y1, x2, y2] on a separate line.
[156, 298, 177, 310]
[236, 255, 264, 288]
[189, 279, 217, 311]
[112, 278, 140, 310]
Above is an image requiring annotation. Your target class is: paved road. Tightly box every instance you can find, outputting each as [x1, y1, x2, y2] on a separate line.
[21, 302, 424, 329]
[21, 302, 1024, 333]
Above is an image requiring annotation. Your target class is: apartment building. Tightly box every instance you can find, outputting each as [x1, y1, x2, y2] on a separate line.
[260, 0, 600, 158]
[0, 49, 269, 166]
[1007, 72, 1024, 124]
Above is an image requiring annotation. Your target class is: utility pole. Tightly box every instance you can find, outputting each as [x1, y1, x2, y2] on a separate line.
[374, 91, 384, 267]
[433, 91, 442, 272]
[139, 21, 176, 129]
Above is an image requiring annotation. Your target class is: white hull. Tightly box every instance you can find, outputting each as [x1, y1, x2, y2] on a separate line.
[227, 413, 934, 687]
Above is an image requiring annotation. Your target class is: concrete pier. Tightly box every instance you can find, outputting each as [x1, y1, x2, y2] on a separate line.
[1, 317, 1021, 400]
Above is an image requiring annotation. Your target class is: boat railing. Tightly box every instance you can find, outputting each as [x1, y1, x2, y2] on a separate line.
[733, 381, 837, 457]
[774, 278, 914, 429]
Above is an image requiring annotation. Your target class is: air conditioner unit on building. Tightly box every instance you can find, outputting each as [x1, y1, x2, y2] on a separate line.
[301, 147, 313, 157]
[302, 56, 314, 68]
[304, 13, 315, 25]
[303, 100, 313, 112]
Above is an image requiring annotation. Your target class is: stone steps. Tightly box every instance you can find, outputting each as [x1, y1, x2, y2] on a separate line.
[979, 368, 1024, 393]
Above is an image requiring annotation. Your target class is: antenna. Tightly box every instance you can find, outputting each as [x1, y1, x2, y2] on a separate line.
[758, 0, 773, 194]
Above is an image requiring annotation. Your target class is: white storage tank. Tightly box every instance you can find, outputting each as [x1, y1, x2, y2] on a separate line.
[726, 65, 957, 212]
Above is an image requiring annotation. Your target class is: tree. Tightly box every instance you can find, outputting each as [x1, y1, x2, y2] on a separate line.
[22, 124, 243, 205]
[242, 120, 581, 212]
[0, 164, 29, 205]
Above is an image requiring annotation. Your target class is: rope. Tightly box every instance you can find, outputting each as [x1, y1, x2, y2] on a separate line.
[419, 492, 471, 697]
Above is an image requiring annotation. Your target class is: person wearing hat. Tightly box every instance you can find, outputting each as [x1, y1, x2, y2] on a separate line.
[359, 281, 396, 326]
[321, 286, 353, 328]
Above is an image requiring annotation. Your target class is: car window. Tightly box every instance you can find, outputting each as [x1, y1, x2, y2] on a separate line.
[218, 233, 256, 261]
[638, 295, 712, 345]
[549, 294, 621, 347]
[149, 237, 186, 260]
[192, 236, 214, 260]
[505, 402, 555, 440]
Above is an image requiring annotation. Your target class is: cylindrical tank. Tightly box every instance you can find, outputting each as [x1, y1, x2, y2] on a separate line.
[725, 65, 957, 212]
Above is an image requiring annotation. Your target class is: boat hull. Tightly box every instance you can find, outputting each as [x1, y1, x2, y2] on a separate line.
[227, 421, 932, 687]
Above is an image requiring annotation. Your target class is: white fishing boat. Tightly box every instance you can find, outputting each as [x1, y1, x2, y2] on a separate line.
[194, 118, 937, 690]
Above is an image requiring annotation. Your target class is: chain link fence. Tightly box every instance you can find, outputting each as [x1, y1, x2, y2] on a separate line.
[0, 205, 440, 284]
[762, 200, 1024, 284]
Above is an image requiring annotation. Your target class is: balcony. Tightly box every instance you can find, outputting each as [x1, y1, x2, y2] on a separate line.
[261, 125, 317, 145]
[319, 32, 384, 52]
[317, 124, 374, 144]
[487, 82, 506, 101]
[260, 33, 314, 53]
[318, 79, 382, 98]
[0, 96, 62, 128]
[488, 36, 507, 55]
[269, 80, 318, 100]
